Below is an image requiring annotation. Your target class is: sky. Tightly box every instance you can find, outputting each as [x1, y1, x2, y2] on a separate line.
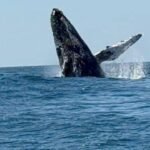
[0, 0, 150, 67]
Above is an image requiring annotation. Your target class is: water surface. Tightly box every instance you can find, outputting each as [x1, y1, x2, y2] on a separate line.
[0, 63, 150, 150]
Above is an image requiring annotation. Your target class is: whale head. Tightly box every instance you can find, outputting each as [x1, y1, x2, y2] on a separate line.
[51, 8, 71, 46]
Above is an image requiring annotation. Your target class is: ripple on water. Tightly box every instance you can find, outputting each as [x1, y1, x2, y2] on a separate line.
[0, 65, 150, 149]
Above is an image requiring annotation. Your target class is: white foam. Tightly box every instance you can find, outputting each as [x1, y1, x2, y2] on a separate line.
[56, 71, 62, 77]
[103, 62, 145, 80]
[43, 66, 61, 78]
[117, 62, 145, 80]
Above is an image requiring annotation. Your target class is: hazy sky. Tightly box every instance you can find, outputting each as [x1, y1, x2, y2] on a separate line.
[0, 0, 150, 67]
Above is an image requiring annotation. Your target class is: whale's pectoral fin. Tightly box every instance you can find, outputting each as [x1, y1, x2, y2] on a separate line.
[95, 34, 142, 63]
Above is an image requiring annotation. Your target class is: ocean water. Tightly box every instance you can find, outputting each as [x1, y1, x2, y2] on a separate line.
[0, 63, 150, 150]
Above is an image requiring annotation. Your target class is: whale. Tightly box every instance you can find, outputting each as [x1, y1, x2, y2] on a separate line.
[51, 8, 142, 77]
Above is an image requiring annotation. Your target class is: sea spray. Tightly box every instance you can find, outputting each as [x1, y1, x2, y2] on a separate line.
[102, 47, 145, 79]
[43, 65, 61, 78]
[116, 62, 145, 79]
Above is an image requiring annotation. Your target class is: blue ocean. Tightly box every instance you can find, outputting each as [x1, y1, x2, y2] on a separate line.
[0, 63, 150, 150]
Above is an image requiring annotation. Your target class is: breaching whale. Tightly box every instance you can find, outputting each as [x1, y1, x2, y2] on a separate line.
[51, 8, 142, 77]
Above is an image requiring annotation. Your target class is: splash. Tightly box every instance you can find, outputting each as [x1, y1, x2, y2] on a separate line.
[116, 62, 145, 79]
[102, 46, 146, 79]
[56, 71, 62, 77]
[43, 66, 61, 78]
[103, 62, 145, 80]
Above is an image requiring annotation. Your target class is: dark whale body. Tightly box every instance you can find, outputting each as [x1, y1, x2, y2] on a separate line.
[51, 8, 142, 77]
